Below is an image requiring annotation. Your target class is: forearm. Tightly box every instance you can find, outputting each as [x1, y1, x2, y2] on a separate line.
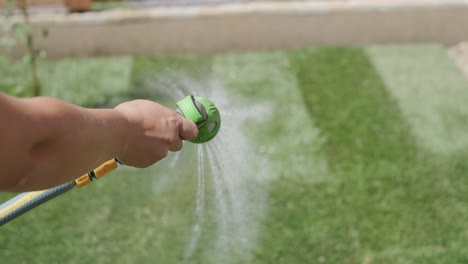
[0, 93, 128, 192]
[0, 92, 198, 192]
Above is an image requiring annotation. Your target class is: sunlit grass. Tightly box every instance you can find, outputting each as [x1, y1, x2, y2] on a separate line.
[2, 45, 468, 263]
[253, 47, 468, 263]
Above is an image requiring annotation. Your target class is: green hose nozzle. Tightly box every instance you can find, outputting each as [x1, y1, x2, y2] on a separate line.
[176, 95, 221, 143]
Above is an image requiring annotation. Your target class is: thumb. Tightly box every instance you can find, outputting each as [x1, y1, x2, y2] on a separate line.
[179, 117, 199, 141]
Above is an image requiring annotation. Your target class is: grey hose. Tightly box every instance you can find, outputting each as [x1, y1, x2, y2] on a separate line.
[0, 181, 76, 226]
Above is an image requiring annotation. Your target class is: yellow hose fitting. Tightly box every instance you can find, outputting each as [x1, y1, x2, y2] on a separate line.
[94, 159, 118, 179]
[75, 174, 92, 187]
[74, 159, 119, 188]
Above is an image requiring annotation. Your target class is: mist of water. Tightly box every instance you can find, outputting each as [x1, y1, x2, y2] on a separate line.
[152, 151, 181, 195]
[148, 70, 272, 263]
[183, 145, 206, 259]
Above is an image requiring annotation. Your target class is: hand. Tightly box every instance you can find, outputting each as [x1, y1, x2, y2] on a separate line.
[114, 100, 198, 168]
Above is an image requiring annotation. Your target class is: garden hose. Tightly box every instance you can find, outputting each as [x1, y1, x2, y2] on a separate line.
[0, 181, 75, 226]
[0, 159, 119, 226]
[0, 95, 220, 226]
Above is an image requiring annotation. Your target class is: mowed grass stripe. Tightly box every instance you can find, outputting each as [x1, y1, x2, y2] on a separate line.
[213, 52, 329, 182]
[293, 47, 417, 165]
[366, 44, 468, 154]
[253, 47, 468, 264]
[213, 51, 331, 262]
[39, 56, 133, 106]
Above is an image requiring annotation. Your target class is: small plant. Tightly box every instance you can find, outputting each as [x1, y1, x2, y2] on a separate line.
[18, 0, 41, 96]
[0, 0, 43, 97]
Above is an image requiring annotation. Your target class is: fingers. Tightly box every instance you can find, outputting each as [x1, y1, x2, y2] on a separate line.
[179, 117, 199, 140]
[169, 138, 183, 152]
[168, 116, 195, 152]
[114, 100, 199, 168]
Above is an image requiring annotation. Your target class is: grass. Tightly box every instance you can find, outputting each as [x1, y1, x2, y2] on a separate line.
[366, 44, 468, 154]
[2, 44, 468, 263]
[254, 47, 468, 263]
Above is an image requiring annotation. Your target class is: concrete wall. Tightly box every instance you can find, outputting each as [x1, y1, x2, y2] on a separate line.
[5, 0, 468, 58]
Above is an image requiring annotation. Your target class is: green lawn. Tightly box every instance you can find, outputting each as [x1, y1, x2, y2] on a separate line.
[2, 44, 468, 263]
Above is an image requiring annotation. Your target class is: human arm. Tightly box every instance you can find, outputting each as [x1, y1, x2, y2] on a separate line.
[0, 93, 198, 192]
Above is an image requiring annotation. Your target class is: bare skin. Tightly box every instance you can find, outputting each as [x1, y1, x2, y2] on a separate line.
[0, 92, 198, 192]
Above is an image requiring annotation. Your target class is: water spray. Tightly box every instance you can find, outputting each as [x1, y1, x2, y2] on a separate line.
[0, 95, 220, 226]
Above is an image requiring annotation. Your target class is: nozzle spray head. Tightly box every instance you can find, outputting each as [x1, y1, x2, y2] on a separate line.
[176, 95, 221, 143]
